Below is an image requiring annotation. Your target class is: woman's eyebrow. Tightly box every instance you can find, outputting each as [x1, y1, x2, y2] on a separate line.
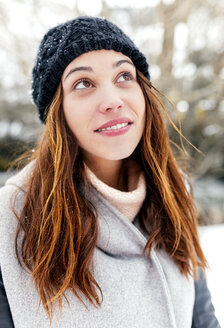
[64, 59, 134, 82]
[64, 66, 93, 81]
[113, 59, 134, 68]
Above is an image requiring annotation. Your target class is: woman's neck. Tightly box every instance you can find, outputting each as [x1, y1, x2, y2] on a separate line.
[84, 158, 128, 191]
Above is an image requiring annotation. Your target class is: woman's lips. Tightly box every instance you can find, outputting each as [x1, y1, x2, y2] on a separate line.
[94, 118, 133, 137]
[95, 118, 133, 131]
[95, 123, 132, 136]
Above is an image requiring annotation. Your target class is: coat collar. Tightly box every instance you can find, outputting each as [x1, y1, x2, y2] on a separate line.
[86, 185, 147, 257]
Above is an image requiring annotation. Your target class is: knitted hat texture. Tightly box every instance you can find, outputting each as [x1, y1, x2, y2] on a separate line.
[32, 16, 150, 123]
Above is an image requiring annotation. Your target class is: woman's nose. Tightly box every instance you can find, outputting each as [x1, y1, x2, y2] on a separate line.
[97, 86, 125, 113]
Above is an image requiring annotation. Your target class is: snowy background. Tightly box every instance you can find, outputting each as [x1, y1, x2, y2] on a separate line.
[199, 225, 224, 327]
[0, 0, 223, 326]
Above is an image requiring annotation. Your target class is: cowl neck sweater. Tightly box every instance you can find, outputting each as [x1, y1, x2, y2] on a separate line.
[84, 163, 146, 221]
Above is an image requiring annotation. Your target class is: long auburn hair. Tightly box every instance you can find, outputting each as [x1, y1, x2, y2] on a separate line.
[13, 70, 207, 321]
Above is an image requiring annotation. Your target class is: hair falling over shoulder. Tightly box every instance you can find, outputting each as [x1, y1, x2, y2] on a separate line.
[14, 84, 103, 321]
[14, 73, 207, 321]
[136, 71, 207, 275]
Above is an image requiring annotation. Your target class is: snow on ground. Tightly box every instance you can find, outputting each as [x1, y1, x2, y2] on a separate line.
[198, 224, 224, 327]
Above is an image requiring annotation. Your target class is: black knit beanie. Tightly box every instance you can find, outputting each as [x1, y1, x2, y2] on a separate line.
[32, 16, 150, 123]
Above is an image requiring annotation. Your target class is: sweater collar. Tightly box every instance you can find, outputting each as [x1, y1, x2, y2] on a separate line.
[84, 163, 146, 222]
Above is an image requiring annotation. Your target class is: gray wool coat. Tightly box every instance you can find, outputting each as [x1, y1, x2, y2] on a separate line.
[0, 163, 219, 328]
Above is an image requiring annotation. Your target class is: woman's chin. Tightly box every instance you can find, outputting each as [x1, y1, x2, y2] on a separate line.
[97, 151, 135, 161]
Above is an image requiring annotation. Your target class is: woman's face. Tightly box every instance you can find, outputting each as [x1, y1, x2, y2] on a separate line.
[62, 49, 145, 166]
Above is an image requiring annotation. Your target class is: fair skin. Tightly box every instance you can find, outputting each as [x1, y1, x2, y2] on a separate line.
[62, 50, 145, 190]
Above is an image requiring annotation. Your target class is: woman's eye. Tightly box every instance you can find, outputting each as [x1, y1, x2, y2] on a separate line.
[117, 72, 133, 83]
[74, 79, 93, 90]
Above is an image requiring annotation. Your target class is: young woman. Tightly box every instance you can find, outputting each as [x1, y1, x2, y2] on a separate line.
[0, 16, 220, 328]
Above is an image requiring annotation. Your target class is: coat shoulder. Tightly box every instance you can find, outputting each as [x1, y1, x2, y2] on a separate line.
[0, 163, 34, 244]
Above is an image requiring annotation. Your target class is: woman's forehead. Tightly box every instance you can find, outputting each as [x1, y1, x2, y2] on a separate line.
[62, 49, 134, 76]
